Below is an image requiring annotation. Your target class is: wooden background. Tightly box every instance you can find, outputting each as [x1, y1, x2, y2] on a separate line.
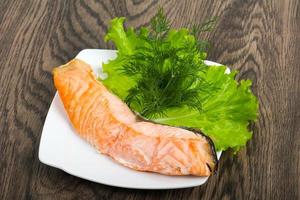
[0, 0, 299, 199]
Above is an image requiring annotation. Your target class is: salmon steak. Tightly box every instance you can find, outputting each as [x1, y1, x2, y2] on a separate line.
[53, 59, 217, 176]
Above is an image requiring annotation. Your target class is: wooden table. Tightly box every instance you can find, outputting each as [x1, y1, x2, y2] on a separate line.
[0, 0, 299, 199]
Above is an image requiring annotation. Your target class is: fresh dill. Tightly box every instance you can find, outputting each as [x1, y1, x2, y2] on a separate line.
[117, 8, 217, 118]
[150, 7, 170, 39]
[191, 17, 217, 52]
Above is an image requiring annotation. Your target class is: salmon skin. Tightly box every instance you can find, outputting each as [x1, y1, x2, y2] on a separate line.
[53, 59, 217, 176]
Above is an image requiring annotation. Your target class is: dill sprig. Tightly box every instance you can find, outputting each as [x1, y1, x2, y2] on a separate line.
[150, 7, 170, 39]
[191, 17, 217, 36]
[116, 8, 217, 118]
[191, 17, 217, 52]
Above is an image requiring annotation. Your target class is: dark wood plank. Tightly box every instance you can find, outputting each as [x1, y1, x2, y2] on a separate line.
[0, 0, 299, 199]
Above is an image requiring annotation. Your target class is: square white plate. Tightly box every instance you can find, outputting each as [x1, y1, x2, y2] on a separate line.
[39, 49, 223, 189]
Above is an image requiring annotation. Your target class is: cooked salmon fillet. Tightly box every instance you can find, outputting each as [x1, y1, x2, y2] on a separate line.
[53, 59, 217, 176]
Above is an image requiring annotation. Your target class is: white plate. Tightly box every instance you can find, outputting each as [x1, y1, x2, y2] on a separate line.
[39, 49, 225, 189]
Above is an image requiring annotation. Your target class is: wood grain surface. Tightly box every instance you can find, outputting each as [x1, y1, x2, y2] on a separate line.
[0, 0, 299, 199]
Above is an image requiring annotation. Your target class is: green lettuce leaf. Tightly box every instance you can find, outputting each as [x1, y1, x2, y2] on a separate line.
[154, 66, 258, 151]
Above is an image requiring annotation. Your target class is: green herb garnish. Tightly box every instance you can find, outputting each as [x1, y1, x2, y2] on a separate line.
[101, 9, 258, 152]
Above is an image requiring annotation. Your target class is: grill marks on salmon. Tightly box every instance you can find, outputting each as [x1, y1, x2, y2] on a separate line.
[53, 59, 217, 176]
